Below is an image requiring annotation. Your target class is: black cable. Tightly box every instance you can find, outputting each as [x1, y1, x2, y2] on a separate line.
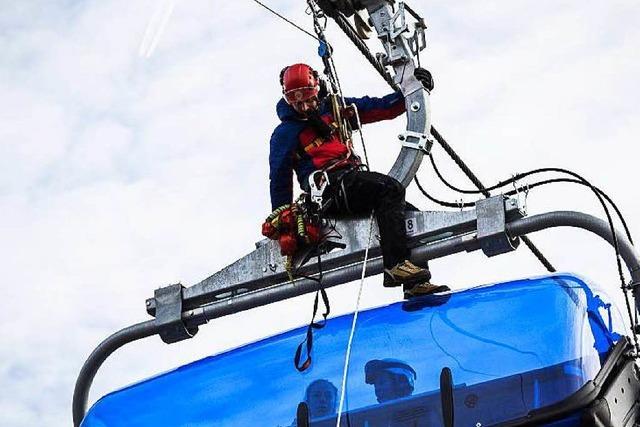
[414, 177, 475, 208]
[331, 12, 400, 91]
[419, 175, 634, 248]
[403, 3, 423, 22]
[422, 163, 626, 279]
[427, 142, 640, 345]
[505, 178, 633, 244]
[429, 127, 492, 198]
[249, 0, 319, 41]
[429, 152, 477, 195]
[429, 153, 634, 244]
[418, 158, 639, 348]
[310, 0, 556, 274]
[429, 129, 556, 272]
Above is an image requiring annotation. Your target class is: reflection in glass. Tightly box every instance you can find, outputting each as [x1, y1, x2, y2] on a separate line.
[364, 359, 416, 403]
[304, 379, 337, 419]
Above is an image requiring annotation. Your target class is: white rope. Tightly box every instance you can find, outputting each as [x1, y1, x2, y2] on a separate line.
[335, 212, 375, 426]
[305, 4, 376, 422]
[351, 104, 370, 168]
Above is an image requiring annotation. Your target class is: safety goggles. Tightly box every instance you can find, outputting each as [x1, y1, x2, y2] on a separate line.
[283, 86, 319, 105]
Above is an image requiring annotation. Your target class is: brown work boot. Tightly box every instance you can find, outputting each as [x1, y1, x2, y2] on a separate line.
[383, 260, 431, 288]
[403, 282, 451, 299]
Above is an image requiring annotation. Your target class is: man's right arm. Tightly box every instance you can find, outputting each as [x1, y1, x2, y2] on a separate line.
[344, 92, 405, 125]
[269, 125, 297, 211]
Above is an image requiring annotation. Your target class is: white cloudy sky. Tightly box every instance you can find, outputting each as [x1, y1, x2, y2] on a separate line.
[1, 0, 639, 425]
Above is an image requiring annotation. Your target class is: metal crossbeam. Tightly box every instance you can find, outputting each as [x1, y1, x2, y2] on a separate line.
[145, 196, 522, 328]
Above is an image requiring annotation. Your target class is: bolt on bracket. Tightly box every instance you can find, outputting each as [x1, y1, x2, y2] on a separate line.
[476, 196, 522, 257]
[398, 130, 432, 152]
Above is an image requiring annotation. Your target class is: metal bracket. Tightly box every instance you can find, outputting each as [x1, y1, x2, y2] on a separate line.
[368, 4, 411, 66]
[476, 196, 522, 257]
[398, 130, 431, 152]
[151, 284, 198, 344]
[389, 2, 409, 40]
[144, 196, 525, 317]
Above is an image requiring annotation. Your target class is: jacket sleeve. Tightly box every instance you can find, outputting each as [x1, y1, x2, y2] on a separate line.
[344, 91, 406, 125]
[269, 125, 298, 211]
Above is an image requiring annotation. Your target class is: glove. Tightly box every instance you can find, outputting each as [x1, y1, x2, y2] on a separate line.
[262, 204, 293, 240]
[262, 221, 279, 239]
[414, 67, 434, 91]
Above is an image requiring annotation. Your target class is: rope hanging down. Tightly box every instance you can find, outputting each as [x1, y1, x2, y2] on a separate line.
[293, 1, 378, 372]
[336, 212, 375, 427]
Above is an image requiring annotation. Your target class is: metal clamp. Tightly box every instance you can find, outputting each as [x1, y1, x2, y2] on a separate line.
[398, 130, 431, 152]
[151, 284, 198, 344]
[476, 196, 521, 257]
[389, 2, 409, 40]
[368, 3, 411, 66]
[309, 170, 330, 209]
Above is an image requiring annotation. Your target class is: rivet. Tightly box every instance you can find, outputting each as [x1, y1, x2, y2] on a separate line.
[410, 102, 421, 111]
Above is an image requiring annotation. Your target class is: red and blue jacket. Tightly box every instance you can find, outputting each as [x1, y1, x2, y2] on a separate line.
[269, 92, 405, 210]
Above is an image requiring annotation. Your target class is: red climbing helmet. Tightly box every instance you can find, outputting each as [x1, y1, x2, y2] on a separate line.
[280, 63, 320, 104]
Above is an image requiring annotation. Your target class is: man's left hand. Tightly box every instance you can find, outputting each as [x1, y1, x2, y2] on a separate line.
[414, 67, 434, 91]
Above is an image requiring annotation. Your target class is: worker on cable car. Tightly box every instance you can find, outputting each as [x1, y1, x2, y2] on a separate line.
[365, 358, 417, 403]
[267, 63, 449, 297]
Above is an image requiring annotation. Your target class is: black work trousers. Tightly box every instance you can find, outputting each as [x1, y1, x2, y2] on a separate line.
[325, 169, 410, 269]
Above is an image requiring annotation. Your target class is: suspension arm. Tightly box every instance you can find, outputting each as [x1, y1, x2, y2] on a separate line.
[318, 0, 432, 186]
[318, 0, 556, 272]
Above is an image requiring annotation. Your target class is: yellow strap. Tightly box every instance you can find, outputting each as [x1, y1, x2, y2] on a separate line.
[303, 137, 325, 153]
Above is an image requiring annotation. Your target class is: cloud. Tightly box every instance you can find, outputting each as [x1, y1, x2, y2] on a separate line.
[1, 1, 639, 426]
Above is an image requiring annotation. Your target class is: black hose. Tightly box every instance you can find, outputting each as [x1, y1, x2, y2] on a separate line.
[426, 153, 634, 245]
[72, 320, 160, 426]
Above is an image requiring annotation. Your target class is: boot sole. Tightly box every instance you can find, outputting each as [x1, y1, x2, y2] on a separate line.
[404, 285, 451, 298]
